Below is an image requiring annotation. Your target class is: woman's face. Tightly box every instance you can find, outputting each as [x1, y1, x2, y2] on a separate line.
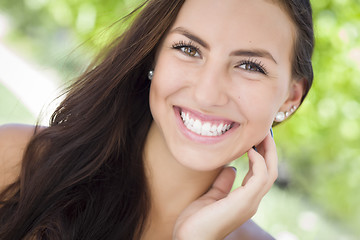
[149, 0, 302, 171]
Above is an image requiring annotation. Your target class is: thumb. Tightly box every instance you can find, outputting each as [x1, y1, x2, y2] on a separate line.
[204, 167, 237, 201]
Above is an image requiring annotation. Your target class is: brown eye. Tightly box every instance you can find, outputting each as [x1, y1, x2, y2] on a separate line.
[172, 41, 201, 58]
[241, 63, 258, 71]
[180, 46, 200, 57]
[238, 61, 266, 75]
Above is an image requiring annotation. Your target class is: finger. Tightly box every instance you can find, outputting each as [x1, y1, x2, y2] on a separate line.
[254, 132, 270, 157]
[246, 147, 268, 185]
[231, 147, 269, 202]
[208, 145, 276, 236]
[241, 156, 253, 186]
[204, 167, 237, 201]
[241, 169, 252, 186]
[215, 151, 269, 232]
[242, 138, 278, 200]
[206, 157, 269, 235]
[257, 133, 278, 184]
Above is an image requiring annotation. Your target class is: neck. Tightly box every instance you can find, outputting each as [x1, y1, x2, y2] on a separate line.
[142, 122, 221, 239]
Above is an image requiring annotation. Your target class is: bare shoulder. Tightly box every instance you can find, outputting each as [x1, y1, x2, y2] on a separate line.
[225, 219, 275, 240]
[0, 124, 45, 191]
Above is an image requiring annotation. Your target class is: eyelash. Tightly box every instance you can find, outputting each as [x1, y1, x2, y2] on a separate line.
[171, 41, 268, 75]
[172, 41, 201, 57]
[237, 59, 268, 75]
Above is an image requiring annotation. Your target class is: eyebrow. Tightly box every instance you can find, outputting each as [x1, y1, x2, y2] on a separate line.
[171, 27, 210, 49]
[170, 27, 277, 64]
[230, 49, 278, 64]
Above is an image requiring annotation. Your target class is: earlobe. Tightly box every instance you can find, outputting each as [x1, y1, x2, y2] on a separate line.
[274, 106, 297, 122]
[274, 78, 306, 122]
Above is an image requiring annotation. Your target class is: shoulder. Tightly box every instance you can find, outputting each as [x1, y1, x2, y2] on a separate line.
[225, 219, 275, 240]
[0, 124, 45, 191]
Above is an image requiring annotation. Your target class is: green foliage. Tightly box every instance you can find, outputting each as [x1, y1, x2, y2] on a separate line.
[274, 0, 360, 235]
[0, 0, 143, 79]
[1, 0, 359, 237]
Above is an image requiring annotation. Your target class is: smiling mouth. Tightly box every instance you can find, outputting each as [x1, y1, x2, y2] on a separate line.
[179, 109, 234, 137]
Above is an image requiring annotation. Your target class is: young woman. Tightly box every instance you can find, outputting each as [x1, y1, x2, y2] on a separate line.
[0, 0, 314, 239]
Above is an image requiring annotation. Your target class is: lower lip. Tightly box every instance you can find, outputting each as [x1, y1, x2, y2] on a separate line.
[173, 106, 238, 144]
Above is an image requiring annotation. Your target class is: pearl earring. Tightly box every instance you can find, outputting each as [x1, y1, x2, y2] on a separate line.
[275, 106, 297, 122]
[275, 112, 286, 122]
[148, 70, 154, 80]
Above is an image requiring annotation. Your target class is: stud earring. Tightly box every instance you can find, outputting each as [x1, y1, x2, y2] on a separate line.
[290, 105, 297, 112]
[286, 105, 297, 117]
[274, 106, 297, 122]
[148, 70, 154, 80]
[275, 112, 286, 122]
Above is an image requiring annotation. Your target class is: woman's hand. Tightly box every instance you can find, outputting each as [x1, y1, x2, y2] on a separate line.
[173, 133, 278, 240]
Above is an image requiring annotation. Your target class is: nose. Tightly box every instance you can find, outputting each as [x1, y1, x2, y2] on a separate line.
[192, 63, 229, 107]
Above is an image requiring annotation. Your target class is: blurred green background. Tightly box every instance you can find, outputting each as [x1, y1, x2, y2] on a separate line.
[0, 0, 359, 239]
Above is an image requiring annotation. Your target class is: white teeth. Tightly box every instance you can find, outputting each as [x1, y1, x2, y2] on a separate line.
[193, 120, 202, 134]
[217, 123, 224, 133]
[211, 125, 217, 132]
[201, 122, 211, 136]
[180, 111, 232, 136]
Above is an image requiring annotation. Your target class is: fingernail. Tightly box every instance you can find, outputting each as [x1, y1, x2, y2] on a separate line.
[230, 166, 237, 173]
[252, 146, 258, 152]
[270, 127, 274, 138]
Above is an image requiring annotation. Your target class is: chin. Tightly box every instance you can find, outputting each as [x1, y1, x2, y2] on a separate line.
[170, 146, 241, 172]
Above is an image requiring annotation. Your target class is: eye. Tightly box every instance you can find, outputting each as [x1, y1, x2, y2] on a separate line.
[172, 41, 201, 58]
[179, 46, 200, 57]
[237, 60, 267, 75]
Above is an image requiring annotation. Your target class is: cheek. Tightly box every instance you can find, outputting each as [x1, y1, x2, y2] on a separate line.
[233, 81, 286, 127]
[149, 57, 186, 120]
[236, 83, 279, 113]
[152, 55, 186, 95]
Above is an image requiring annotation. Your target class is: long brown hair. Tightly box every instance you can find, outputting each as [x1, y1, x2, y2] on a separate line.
[0, 0, 314, 239]
[0, 1, 184, 239]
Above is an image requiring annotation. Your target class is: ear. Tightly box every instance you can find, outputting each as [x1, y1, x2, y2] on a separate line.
[284, 78, 305, 107]
[275, 78, 306, 122]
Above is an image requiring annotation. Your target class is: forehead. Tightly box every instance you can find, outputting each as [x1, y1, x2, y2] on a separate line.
[170, 0, 295, 63]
